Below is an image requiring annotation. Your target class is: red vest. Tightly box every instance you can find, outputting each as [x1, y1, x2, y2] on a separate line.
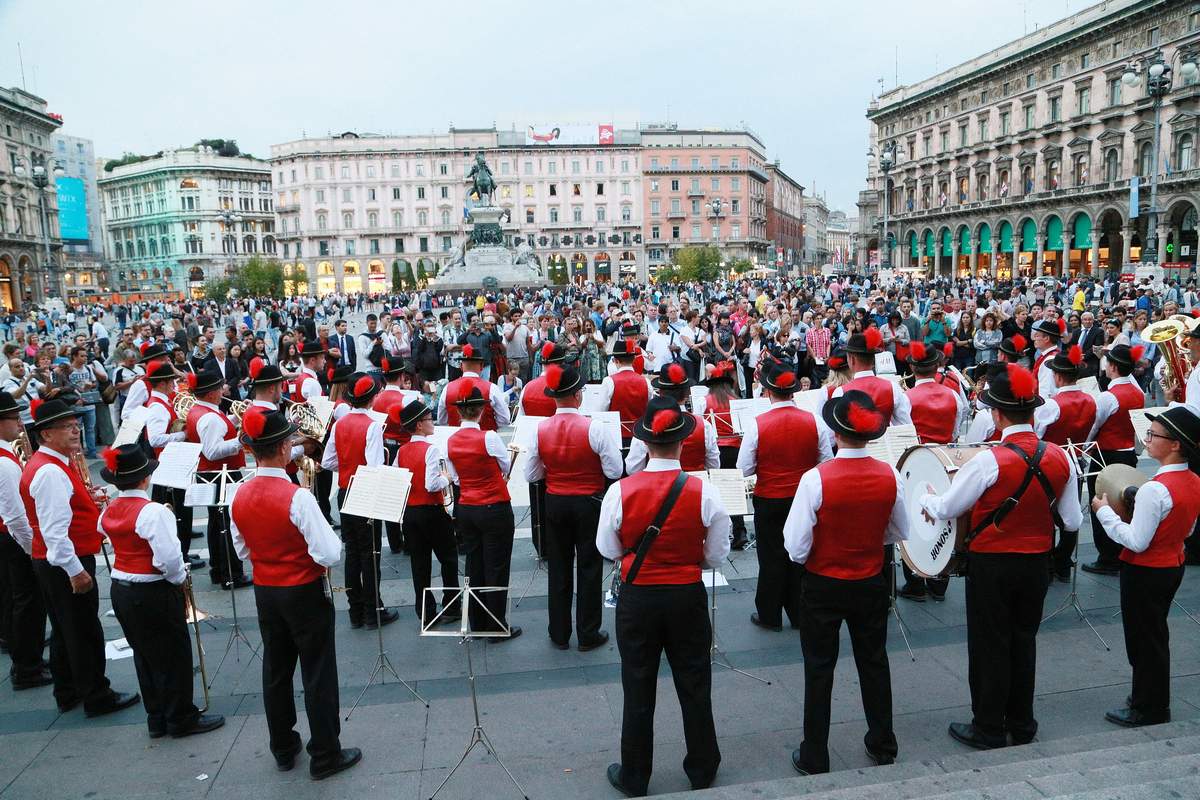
[805, 458, 896, 579]
[608, 370, 649, 439]
[185, 404, 247, 472]
[444, 376, 497, 430]
[230, 476, 325, 586]
[447, 427, 510, 506]
[520, 376, 557, 417]
[617, 470, 705, 584]
[843, 375, 895, 421]
[0, 448, 18, 536]
[1033, 347, 1058, 377]
[1095, 381, 1144, 451]
[704, 393, 740, 448]
[969, 432, 1071, 553]
[1121, 469, 1200, 568]
[100, 496, 157, 575]
[937, 370, 963, 396]
[333, 412, 374, 489]
[21, 451, 102, 560]
[372, 387, 411, 444]
[679, 414, 709, 472]
[396, 439, 440, 507]
[908, 380, 958, 444]
[147, 395, 176, 457]
[537, 413, 605, 496]
[1042, 390, 1097, 446]
[753, 406, 820, 498]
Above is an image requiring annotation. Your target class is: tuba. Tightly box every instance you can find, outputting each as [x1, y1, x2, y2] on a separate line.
[1144, 318, 1192, 403]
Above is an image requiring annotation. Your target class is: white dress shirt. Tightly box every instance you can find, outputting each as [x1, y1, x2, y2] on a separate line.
[193, 400, 243, 463]
[1096, 463, 1188, 554]
[355, 332, 377, 372]
[1182, 364, 1200, 418]
[145, 390, 186, 449]
[1086, 376, 1140, 448]
[736, 400, 834, 476]
[399, 434, 451, 493]
[443, 420, 510, 483]
[595, 458, 731, 569]
[298, 367, 324, 402]
[625, 407, 720, 474]
[1033, 384, 1082, 438]
[1035, 347, 1058, 400]
[828, 370, 913, 426]
[918, 424, 1084, 531]
[100, 490, 187, 584]
[229, 467, 343, 567]
[964, 406, 996, 443]
[122, 377, 149, 421]
[781, 448, 909, 564]
[524, 407, 624, 483]
[644, 330, 675, 371]
[320, 408, 386, 471]
[434, 371, 512, 427]
[0, 440, 35, 553]
[28, 446, 87, 577]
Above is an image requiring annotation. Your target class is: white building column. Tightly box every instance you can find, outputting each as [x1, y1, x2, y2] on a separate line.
[1089, 229, 1101, 276]
[1034, 234, 1045, 277]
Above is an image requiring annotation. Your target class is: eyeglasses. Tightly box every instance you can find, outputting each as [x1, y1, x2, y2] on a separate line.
[1144, 430, 1176, 444]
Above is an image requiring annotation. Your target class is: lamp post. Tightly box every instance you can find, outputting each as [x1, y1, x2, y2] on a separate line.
[1122, 49, 1200, 268]
[215, 208, 243, 280]
[878, 142, 896, 272]
[13, 153, 65, 301]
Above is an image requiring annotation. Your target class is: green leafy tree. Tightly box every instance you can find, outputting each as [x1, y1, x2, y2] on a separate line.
[653, 265, 678, 284]
[672, 245, 723, 283]
[202, 277, 232, 301]
[232, 256, 285, 297]
[391, 260, 403, 292]
[416, 259, 428, 286]
[402, 260, 416, 288]
[730, 257, 754, 274]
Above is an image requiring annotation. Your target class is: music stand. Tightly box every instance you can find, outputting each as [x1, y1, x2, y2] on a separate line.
[202, 467, 262, 677]
[886, 545, 917, 662]
[708, 567, 770, 684]
[420, 581, 529, 800]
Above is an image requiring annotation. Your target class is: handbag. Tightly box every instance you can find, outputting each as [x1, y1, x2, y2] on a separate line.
[609, 471, 689, 603]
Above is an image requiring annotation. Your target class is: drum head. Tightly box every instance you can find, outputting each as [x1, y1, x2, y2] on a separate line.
[897, 446, 960, 579]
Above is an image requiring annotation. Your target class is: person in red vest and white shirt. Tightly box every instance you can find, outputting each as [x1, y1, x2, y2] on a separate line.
[320, 373, 398, 629]
[21, 397, 140, 717]
[444, 384, 519, 640]
[230, 407, 361, 780]
[598, 339, 650, 449]
[393, 399, 460, 625]
[436, 345, 510, 431]
[703, 361, 749, 549]
[98, 443, 224, 738]
[920, 364, 1082, 750]
[824, 327, 912, 426]
[964, 336, 1027, 444]
[625, 363, 719, 475]
[184, 367, 251, 590]
[524, 363, 622, 651]
[782, 389, 908, 775]
[596, 395, 730, 797]
[1030, 317, 1066, 401]
[120, 342, 168, 423]
[737, 362, 833, 632]
[290, 340, 327, 403]
[1083, 343, 1146, 575]
[1092, 405, 1200, 728]
[371, 358, 421, 554]
[141, 360, 199, 572]
[517, 343, 569, 560]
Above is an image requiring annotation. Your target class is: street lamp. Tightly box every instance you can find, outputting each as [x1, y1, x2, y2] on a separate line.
[1122, 48, 1200, 268]
[215, 208, 243, 278]
[13, 153, 66, 300]
[878, 141, 897, 272]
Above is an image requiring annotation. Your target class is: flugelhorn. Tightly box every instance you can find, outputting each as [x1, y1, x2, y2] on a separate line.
[182, 573, 211, 712]
[12, 430, 30, 465]
[1145, 318, 1191, 403]
[439, 457, 455, 516]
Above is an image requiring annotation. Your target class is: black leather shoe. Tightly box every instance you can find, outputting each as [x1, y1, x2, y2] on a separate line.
[750, 612, 783, 632]
[438, 607, 462, 624]
[1081, 560, 1120, 576]
[85, 690, 141, 718]
[606, 763, 646, 797]
[1053, 558, 1073, 582]
[186, 555, 207, 569]
[170, 714, 225, 738]
[731, 533, 748, 551]
[948, 722, 1006, 750]
[1105, 707, 1170, 727]
[56, 697, 81, 713]
[275, 742, 302, 771]
[865, 744, 895, 766]
[224, 575, 253, 590]
[897, 584, 927, 602]
[148, 727, 167, 739]
[790, 748, 811, 775]
[551, 639, 570, 650]
[12, 669, 53, 690]
[348, 616, 363, 630]
[310, 747, 362, 780]
[928, 592, 946, 603]
[490, 626, 522, 643]
[363, 608, 400, 629]
[579, 631, 609, 652]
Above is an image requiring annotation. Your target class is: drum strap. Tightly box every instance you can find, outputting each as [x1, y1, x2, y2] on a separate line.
[965, 441, 1066, 546]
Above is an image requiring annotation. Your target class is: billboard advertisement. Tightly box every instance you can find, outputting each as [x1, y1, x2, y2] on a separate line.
[525, 124, 614, 146]
[55, 176, 89, 243]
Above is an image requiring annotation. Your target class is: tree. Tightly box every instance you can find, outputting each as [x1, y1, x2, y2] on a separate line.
[653, 265, 678, 284]
[196, 138, 241, 157]
[730, 258, 754, 275]
[416, 259, 428, 286]
[672, 245, 723, 283]
[202, 277, 232, 301]
[402, 260, 416, 289]
[231, 256, 284, 298]
[391, 260, 403, 292]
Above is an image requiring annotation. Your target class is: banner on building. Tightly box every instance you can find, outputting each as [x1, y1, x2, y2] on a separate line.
[525, 124, 614, 146]
[55, 176, 89, 243]
[1129, 176, 1139, 219]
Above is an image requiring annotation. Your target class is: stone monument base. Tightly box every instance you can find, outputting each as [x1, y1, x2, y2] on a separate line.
[431, 205, 544, 290]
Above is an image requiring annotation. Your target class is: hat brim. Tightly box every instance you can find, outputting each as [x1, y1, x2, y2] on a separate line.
[1032, 323, 1063, 339]
[543, 373, 585, 397]
[760, 377, 800, 395]
[191, 377, 224, 394]
[31, 406, 85, 430]
[399, 406, 433, 429]
[101, 457, 158, 486]
[651, 375, 692, 390]
[1145, 411, 1200, 456]
[821, 397, 887, 441]
[137, 350, 165, 364]
[632, 409, 697, 444]
[239, 418, 298, 447]
[979, 387, 1045, 411]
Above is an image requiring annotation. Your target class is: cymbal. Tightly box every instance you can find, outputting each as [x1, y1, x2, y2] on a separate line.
[1095, 464, 1148, 523]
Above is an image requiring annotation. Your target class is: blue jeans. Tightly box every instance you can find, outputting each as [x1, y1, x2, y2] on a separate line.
[78, 404, 97, 457]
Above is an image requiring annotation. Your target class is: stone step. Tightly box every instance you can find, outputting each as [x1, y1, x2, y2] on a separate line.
[1049, 775, 1200, 799]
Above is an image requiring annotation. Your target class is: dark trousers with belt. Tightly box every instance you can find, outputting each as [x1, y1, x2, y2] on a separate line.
[0, 532, 46, 679]
[110, 579, 198, 734]
[796, 571, 896, 774]
[457, 502, 514, 632]
[528, 479, 547, 558]
[403, 504, 460, 622]
[615, 582, 719, 794]
[717, 446, 747, 541]
[383, 442, 405, 553]
[152, 485, 193, 560]
[254, 579, 342, 765]
[1120, 563, 1184, 717]
[1088, 450, 1138, 565]
[544, 492, 603, 646]
[964, 552, 1049, 743]
[337, 488, 380, 623]
[32, 555, 115, 710]
[753, 495, 802, 628]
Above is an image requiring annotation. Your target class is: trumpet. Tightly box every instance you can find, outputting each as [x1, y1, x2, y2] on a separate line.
[1145, 318, 1193, 403]
[72, 452, 110, 510]
[323, 567, 347, 600]
[182, 574, 211, 712]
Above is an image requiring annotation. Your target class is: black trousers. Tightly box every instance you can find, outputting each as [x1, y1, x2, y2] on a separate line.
[32, 556, 114, 710]
[152, 485, 193, 560]
[964, 552, 1049, 742]
[544, 493, 604, 645]
[796, 572, 896, 774]
[753, 495, 802, 628]
[457, 502, 514, 632]
[1120, 563, 1184, 717]
[254, 579, 342, 764]
[0, 532, 46, 678]
[206, 505, 244, 584]
[615, 582, 719, 794]
[528, 479, 547, 558]
[717, 446, 747, 540]
[1088, 450, 1138, 565]
[315, 468, 334, 524]
[900, 561, 949, 597]
[383, 442, 405, 553]
[110, 579, 198, 733]
[337, 488, 381, 622]
[403, 505, 460, 622]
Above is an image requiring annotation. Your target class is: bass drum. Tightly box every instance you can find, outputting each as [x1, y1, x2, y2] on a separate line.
[896, 444, 994, 578]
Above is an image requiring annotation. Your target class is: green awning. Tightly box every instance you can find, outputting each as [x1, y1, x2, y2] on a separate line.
[1046, 216, 1064, 251]
[999, 221, 1013, 253]
[941, 229, 952, 257]
[959, 227, 971, 254]
[925, 231, 935, 257]
[1072, 214, 1092, 249]
[910, 232, 919, 257]
[1021, 219, 1037, 252]
[979, 222, 993, 254]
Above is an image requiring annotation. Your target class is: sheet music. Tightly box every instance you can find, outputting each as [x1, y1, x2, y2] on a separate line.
[689, 385, 709, 413]
[864, 424, 921, 466]
[113, 405, 151, 447]
[581, 384, 607, 411]
[306, 396, 336, 430]
[581, 409, 621, 451]
[875, 351, 897, 375]
[1076, 375, 1102, 401]
[793, 388, 826, 416]
[511, 415, 548, 452]
[340, 465, 412, 522]
[729, 397, 770, 433]
[150, 442, 203, 489]
[707, 468, 749, 516]
[431, 425, 457, 455]
[183, 482, 217, 508]
[1130, 407, 1164, 453]
[365, 409, 388, 426]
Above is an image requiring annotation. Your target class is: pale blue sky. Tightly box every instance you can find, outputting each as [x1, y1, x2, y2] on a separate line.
[2, 0, 1084, 214]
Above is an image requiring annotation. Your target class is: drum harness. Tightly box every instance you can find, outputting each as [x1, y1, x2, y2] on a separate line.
[960, 441, 1067, 556]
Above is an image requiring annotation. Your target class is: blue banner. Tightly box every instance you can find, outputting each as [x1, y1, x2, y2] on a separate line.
[55, 176, 89, 242]
[1129, 176, 1139, 219]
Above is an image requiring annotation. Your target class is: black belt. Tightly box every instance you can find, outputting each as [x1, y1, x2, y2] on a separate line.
[111, 577, 167, 587]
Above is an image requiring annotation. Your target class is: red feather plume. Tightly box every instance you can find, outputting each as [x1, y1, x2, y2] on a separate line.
[847, 402, 882, 436]
[353, 376, 375, 397]
[943, 342, 954, 358]
[1130, 344, 1145, 363]
[827, 356, 846, 369]
[1068, 344, 1083, 366]
[1010, 334, 1028, 352]
[667, 363, 686, 384]
[864, 326, 883, 351]
[545, 365, 563, 390]
[139, 342, 150, 355]
[651, 409, 675, 436]
[1192, 309, 1200, 319]
[461, 344, 475, 359]
[541, 341, 556, 360]
[29, 398, 43, 419]
[186, 372, 198, 390]
[1057, 317, 1067, 335]
[777, 370, 796, 388]
[910, 341, 927, 361]
[327, 368, 335, 382]
[381, 358, 391, 373]
[248, 356, 264, 380]
[1006, 364, 1037, 400]
[102, 447, 119, 473]
[242, 407, 267, 440]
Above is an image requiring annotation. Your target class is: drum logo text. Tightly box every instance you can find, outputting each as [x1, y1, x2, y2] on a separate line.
[929, 523, 952, 561]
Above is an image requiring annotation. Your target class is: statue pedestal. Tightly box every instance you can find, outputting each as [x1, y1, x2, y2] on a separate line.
[431, 205, 543, 290]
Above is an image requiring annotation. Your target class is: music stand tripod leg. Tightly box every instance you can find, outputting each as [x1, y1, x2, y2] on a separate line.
[887, 549, 917, 663]
[1042, 486, 1110, 651]
[512, 556, 545, 608]
[708, 568, 770, 685]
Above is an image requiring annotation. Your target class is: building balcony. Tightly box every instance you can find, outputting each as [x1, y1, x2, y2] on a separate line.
[277, 204, 300, 213]
[667, 211, 686, 219]
[687, 189, 705, 197]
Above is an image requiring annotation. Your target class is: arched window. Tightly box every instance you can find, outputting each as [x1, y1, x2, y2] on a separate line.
[342, 212, 353, 229]
[998, 169, 1010, 197]
[976, 173, 989, 201]
[149, 239, 158, 256]
[114, 242, 123, 259]
[1105, 148, 1120, 181]
[1073, 154, 1088, 186]
[368, 211, 378, 228]
[1022, 165, 1034, 194]
[316, 213, 327, 230]
[392, 210, 403, 227]
[958, 176, 968, 203]
[179, 178, 198, 189]
[137, 240, 146, 257]
[1139, 141, 1154, 177]
[1177, 133, 1194, 172]
[1046, 159, 1060, 190]
[938, 181, 948, 207]
[440, 209, 450, 226]
[418, 210, 428, 226]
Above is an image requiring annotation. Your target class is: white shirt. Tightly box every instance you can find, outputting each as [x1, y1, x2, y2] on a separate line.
[1183, 363, 1200, 418]
[1096, 463, 1188, 553]
[398, 434, 451, 494]
[736, 400, 834, 476]
[28, 446, 87, 577]
[100, 490, 187, 584]
[356, 331, 378, 372]
[625, 406, 720, 474]
[1033, 384, 1082, 439]
[1086, 376, 1140, 448]
[443, 420, 510, 483]
[524, 407, 624, 483]
[644, 329, 676, 371]
[122, 377, 149, 421]
[918, 424, 1083, 531]
[1035, 346, 1058, 400]
[595, 458, 731, 569]
[598, 366, 637, 411]
[320, 408, 386, 471]
[298, 366, 324, 402]
[434, 371, 512, 428]
[912, 377, 967, 440]
[828, 370, 913, 426]
[229, 467, 342, 567]
[782, 448, 909, 564]
[91, 320, 109, 340]
[0, 440, 34, 553]
[193, 400, 243, 463]
[145, 390, 186, 449]
[964, 406, 996, 443]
